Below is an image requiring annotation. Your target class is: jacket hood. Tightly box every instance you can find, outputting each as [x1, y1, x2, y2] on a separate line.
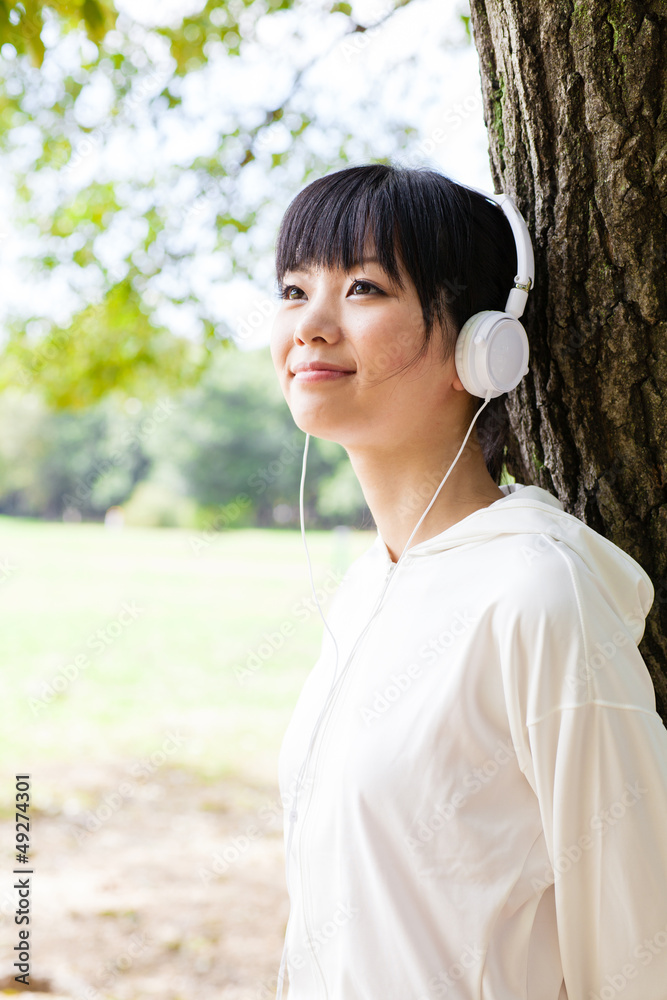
[373, 482, 655, 643]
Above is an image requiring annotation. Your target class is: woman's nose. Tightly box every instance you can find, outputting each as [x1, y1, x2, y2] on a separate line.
[293, 301, 343, 346]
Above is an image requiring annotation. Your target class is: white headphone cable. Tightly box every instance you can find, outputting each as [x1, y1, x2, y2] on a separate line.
[274, 387, 493, 1000]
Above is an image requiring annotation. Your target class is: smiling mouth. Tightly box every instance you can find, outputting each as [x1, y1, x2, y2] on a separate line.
[292, 370, 355, 382]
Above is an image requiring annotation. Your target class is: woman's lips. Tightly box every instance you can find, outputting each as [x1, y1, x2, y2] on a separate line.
[292, 370, 354, 382]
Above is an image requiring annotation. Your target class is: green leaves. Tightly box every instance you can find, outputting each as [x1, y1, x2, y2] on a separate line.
[81, 0, 108, 42]
[1, 273, 210, 409]
[0, 0, 117, 67]
[48, 181, 118, 235]
[154, 0, 265, 73]
[0, 0, 46, 67]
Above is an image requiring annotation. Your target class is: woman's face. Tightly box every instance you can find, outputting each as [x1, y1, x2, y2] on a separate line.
[270, 248, 469, 451]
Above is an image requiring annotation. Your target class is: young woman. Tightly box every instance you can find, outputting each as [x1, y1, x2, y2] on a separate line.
[268, 163, 667, 1000]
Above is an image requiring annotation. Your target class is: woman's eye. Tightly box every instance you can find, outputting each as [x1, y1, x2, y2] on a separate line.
[350, 280, 378, 295]
[278, 279, 379, 300]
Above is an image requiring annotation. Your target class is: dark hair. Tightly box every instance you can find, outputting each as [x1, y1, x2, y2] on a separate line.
[274, 163, 519, 483]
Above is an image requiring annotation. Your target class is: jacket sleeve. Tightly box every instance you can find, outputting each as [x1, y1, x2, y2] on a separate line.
[498, 534, 667, 1000]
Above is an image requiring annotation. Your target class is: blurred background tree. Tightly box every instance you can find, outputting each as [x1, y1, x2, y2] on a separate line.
[0, 346, 370, 526]
[0, 0, 480, 529]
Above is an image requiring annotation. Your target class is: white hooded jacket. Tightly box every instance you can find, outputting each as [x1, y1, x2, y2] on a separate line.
[278, 482, 667, 1000]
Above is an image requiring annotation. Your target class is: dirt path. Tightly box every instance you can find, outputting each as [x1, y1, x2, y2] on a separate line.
[0, 761, 290, 1000]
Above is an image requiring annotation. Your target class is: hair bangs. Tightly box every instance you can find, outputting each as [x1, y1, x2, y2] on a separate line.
[274, 166, 406, 294]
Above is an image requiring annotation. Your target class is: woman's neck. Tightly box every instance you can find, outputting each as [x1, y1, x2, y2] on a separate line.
[345, 424, 505, 563]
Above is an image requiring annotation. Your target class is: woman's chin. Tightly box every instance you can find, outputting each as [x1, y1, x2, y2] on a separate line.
[289, 411, 348, 444]
[294, 421, 341, 442]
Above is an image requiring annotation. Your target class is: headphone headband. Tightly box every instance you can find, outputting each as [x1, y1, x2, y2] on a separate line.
[463, 185, 535, 319]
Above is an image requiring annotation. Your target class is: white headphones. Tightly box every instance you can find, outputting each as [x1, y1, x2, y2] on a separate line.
[454, 187, 535, 399]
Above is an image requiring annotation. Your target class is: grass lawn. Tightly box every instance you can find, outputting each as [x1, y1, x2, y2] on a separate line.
[0, 516, 376, 803]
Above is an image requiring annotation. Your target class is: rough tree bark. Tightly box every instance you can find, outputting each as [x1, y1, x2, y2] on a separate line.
[468, 0, 667, 719]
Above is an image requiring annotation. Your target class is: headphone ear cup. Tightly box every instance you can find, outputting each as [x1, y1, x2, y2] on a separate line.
[455, 311, 489, 398]
[455, 310, 529, 399]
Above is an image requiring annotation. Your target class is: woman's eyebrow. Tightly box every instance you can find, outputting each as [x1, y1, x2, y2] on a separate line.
[285, 257, 383, 275]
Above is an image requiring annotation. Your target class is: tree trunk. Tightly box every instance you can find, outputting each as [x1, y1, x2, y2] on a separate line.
[468, 0, 667, 718]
